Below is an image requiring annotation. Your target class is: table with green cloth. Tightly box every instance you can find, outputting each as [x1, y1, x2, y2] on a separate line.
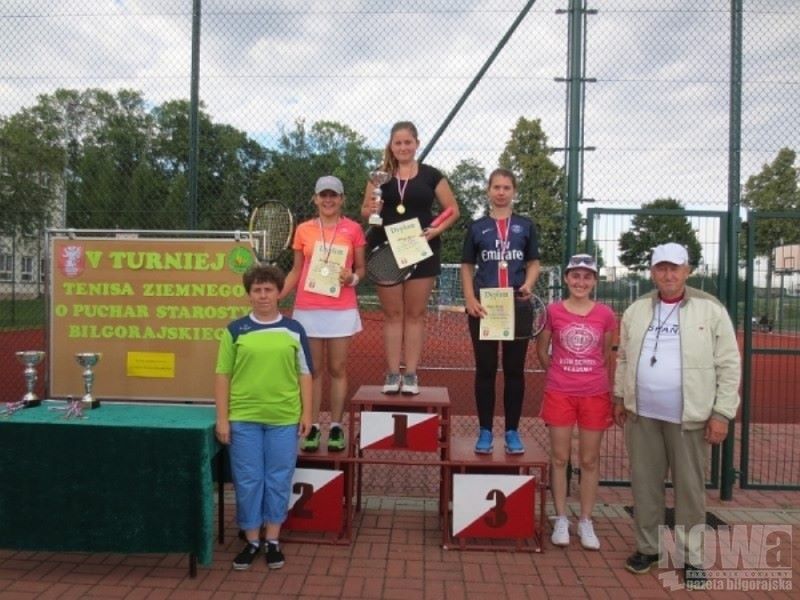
[0, 401, 220, 571]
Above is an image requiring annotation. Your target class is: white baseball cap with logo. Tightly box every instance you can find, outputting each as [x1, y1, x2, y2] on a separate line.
[650, 243, 689, 267]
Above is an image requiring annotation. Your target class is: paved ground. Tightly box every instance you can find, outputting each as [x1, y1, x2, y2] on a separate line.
[0, 485, 797, 600]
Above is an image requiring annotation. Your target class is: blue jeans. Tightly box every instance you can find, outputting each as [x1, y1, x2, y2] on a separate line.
[229, 421, 298, 530]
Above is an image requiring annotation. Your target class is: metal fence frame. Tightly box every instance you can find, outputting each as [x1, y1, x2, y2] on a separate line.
[741, 210, 800, 490]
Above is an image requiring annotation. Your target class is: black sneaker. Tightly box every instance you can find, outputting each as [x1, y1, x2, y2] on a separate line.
[232, 542, 260, 570]
[266, 542, 285, 569]
[625, 551, 660, 574]
[684, 565, 709, 590]
[328, 425, 346, 452]
[301, 425, 321, 452]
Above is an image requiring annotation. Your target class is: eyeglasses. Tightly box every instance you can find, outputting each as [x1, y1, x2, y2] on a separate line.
[318, 191, 341, 198]
[567, 254, 596, 268]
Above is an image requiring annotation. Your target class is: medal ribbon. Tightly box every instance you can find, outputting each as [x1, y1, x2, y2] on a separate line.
[396, 176, 409, 213]
[0, 400, 25, 418]
[317, 218, 340, 268]
[496, 217, 510, 288]
[47, 397, 86, 418]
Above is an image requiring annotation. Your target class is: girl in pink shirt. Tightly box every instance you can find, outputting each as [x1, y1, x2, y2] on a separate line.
[281, 176, 366, 452]
[537, 254, 615, 551]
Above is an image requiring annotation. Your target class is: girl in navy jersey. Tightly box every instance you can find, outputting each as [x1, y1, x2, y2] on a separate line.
[537, 254, 615, 551]
[361, 121, 459, 395]
[460, 168, 540, 455]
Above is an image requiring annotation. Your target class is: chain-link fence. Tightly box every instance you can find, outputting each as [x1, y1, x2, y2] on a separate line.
[2, 0, 799, 493]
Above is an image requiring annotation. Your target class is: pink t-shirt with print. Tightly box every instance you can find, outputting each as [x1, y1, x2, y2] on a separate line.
[543, 301, 616, 395]
[292, 217, 365, 310]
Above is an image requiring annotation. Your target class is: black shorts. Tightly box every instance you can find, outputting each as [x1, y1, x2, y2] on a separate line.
[367, 231, 441, 282]
[408, 249, 441, 280]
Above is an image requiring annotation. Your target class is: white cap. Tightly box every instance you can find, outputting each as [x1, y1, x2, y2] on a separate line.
[314, 176, 344, 195]
[651, 243, 689, 267]
[565, 254, 598, 274]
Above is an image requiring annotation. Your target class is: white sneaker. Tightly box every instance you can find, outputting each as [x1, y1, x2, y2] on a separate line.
[382, 373, 401, 394]
[400, 373, 419, 395]
[577, 518, 600, 550]
[550, 516, 570, 547]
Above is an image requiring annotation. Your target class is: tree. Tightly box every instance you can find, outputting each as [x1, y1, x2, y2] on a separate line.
[440, 159, 486, 263]
[741, 148, 800, 307]
[498, 117, 565, 265]
[618, 198, 702, 271]
[153, 99, 268, 230]
[448, 158, 486, 219]
[0, 109, 64, 237]
[256, 119, 377, 223]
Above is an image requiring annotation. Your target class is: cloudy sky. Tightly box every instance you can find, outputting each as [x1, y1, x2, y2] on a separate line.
[2, 0, 798, 269]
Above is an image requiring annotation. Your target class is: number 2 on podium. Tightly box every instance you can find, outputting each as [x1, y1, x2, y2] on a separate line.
[291, 482, 314, 519]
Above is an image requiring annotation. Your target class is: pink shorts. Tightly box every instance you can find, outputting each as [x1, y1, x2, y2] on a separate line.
[540, 390, 613, 431]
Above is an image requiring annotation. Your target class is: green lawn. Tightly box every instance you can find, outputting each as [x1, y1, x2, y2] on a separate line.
[0, 297, 46, 329]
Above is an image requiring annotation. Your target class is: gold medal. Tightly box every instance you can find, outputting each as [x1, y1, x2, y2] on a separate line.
[396, 204, 406, 215]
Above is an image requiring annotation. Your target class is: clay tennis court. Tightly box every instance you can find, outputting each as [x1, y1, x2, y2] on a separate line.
[1, 314, 797, 424]
[2, 314, 798, 490]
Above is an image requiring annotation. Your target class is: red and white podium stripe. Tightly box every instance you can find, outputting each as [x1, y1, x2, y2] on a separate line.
[359, 411, 439, 452]
[452, 474, 535, 539]
[284, 468, 344, 533]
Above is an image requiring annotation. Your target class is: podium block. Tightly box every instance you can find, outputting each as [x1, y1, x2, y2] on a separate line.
[284, 468, 344, 533]
[350, 385, 451, 513]
[444, 435, 549, 552]
[452, 473, 535, 539]
[280, 443, 354, 544]
[359, 411, 439, 452]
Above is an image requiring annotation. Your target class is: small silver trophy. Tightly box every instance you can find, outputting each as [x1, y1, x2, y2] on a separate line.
[368, 169, 391, 226]
[15, 351, 45, 408]
[75, 352, 102, 409]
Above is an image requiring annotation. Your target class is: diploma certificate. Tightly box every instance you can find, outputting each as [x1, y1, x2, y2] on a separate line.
[384, 218, 433, 268]
[303, 241, 348, 297]
[479, 287, 515, 340]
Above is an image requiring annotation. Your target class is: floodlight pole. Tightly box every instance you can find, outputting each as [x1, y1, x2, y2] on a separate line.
[562, 0, 589, 263]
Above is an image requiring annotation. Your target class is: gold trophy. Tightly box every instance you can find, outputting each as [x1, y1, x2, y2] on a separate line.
[75, 353, 102, 409]
[368, 169, 391, 226]
[15, 351, 45, 408]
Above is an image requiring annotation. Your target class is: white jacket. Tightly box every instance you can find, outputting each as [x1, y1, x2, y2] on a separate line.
[613, 286, 741, 427]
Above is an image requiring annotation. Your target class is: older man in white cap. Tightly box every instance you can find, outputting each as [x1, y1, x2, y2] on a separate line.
[613, 242, 740, 590]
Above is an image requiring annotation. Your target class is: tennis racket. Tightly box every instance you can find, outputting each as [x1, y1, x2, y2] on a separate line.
[248, 200, 294, 264]
[366, 206, 455, 287]
[514, 292, 547, 339]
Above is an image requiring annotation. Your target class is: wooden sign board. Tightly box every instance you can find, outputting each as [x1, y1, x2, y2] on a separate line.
[49, 236, 255, 401]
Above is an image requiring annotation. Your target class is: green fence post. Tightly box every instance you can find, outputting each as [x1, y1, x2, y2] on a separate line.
[721, 0, 743, 501]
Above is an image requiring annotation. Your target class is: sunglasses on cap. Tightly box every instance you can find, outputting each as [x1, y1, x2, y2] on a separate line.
[565, 254, 598, 272]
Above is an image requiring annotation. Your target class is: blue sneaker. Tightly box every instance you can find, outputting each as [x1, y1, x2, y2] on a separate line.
[504, 430, 525, 455]
[474, 428, 493, 454]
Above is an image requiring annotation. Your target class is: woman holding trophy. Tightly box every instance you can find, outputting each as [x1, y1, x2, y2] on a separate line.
[281, 175, 366, 452]
[361, 121, 459, 395]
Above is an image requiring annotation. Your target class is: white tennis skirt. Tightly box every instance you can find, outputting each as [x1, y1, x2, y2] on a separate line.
[292, 308, 363, 338]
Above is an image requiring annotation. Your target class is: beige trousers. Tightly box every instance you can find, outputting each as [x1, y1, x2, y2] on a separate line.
[625, 414, 708, 566]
